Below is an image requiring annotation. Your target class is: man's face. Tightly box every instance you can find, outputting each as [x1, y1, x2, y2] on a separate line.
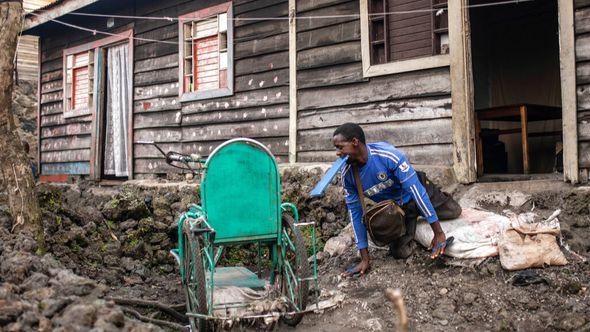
[333, 134, 361, 162]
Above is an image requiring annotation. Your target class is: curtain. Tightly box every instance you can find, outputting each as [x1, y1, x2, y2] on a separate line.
[104, 43, 130, 177]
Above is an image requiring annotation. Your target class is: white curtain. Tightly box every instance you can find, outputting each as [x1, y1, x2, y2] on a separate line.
[104, 43, 130, 177]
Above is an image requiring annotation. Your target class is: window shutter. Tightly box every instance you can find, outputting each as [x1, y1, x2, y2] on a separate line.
[194, 35, 220, 91]
[73, 66, 89, 109]
[388, 0, 433, 61]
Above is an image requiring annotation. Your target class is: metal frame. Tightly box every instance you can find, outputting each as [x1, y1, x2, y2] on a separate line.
[173, 138, 318, 324]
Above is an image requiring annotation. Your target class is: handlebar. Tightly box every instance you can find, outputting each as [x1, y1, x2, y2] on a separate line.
[136, 141, 206, 174]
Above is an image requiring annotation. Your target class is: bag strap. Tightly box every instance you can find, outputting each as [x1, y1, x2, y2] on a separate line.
[352, 164, 366, 216]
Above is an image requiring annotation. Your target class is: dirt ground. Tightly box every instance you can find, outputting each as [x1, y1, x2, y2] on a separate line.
[0, 172, 589, 331]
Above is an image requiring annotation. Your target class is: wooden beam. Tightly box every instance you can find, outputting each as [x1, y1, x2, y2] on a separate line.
[449, 0, 476, 183]
[288, 0, 297, 163]
[559, 0, 579, 183]
[24, 0, 100, 31]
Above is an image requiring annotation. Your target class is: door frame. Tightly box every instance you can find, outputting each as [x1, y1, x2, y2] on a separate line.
[87, 30, 134, 180]
[450, 0, 578, 183]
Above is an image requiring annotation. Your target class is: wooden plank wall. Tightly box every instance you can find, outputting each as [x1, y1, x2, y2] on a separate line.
[295, 0, 453, 167]
[16, 35, 39, 82]
[575, 0, 590, 169]
[17, 1, 55, 82]
[133, 0, 290, 176]
[38, 9, 135, 176]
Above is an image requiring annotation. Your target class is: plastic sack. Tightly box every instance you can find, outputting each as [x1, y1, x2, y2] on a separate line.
[415, 208, 511, 258]
[498, 210, 567, 270]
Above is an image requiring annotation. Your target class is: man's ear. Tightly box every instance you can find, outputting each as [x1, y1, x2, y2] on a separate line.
[351, 137, 359, 146]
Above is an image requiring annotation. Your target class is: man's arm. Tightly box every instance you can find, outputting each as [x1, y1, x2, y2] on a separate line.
[387, 153, 447, 257]
[342, 167, 368, 250]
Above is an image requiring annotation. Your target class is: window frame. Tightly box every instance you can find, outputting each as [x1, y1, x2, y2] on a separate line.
[63, 50, 94, 118]
[62, 29, 134, 119]
[178, 2, 234, 102]
[359, 0, 451, 78]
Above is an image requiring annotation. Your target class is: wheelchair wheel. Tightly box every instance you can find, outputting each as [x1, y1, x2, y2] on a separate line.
[182, 219, 211, 331]
[279, 214, 311, 326]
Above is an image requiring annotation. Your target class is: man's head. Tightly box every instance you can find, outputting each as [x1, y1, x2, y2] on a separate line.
[332, 123, 366, 162]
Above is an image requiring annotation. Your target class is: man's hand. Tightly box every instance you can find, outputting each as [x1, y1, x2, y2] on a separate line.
[341, 248, 370, 278]
[429, 221, 447, 259]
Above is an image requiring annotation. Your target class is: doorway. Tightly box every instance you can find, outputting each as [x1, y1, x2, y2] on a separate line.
[96, 43, 131, 180]
[470, 0, 563, 180]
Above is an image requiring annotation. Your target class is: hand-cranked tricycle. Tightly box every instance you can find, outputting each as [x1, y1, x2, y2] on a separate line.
[141, 138, 318, 331]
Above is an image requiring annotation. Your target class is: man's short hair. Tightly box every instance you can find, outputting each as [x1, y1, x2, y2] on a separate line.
[333, 123, 366, 144]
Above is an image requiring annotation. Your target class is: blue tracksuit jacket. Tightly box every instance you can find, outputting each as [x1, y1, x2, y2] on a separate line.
[341, 142, 438, 250]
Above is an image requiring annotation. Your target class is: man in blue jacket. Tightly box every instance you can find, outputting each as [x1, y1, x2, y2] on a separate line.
[333, 123, 461, 277]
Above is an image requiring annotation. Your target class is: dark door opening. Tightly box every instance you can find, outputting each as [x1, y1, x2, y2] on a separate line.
[470, 0, 563, 180]
[98, 43, 131, 180]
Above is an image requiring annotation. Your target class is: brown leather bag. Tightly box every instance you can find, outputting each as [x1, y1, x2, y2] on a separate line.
[353, 165, 406, 247]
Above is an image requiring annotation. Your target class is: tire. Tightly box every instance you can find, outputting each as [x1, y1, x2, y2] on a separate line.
[183, 219, 211, 331]
[279, 214, 311, 327]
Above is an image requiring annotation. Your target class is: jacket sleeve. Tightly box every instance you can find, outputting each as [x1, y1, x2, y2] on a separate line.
[342, 168, 369, 250]
[391, 156, 439, 224]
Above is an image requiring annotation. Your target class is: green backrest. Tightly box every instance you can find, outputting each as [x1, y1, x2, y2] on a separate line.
[201, 139, 280, 244]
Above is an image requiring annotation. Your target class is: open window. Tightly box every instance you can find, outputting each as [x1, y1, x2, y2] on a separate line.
[179, 2, 233, 102]
[64, 50, 94, 118]
[360, 0, 451, 77]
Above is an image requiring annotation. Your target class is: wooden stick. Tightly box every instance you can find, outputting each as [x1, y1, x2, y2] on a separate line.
[106, 297, 187, 323]
[122, 307, 188, 331]
[385, 288, 408, 332]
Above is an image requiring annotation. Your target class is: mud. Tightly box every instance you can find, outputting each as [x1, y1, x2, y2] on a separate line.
[0, 174, 588, 331]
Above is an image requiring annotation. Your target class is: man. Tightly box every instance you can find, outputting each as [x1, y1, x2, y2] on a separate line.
[333, 123, 461, 277]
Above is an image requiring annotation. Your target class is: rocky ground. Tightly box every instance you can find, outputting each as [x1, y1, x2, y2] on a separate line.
[0, 170, 588, 331]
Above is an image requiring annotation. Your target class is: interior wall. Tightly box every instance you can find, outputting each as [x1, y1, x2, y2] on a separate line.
[471, 0, 562, 174]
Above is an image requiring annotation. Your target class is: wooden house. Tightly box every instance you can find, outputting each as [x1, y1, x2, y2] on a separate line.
[22, 0, 590, 184]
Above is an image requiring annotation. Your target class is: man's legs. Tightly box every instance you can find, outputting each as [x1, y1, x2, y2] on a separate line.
[389, 201, 418, 259]
[389, 173, 462, 258]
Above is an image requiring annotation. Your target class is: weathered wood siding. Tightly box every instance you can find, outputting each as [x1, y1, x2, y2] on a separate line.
[295, 0, 453, 166]
[575, 0, 590, 169]
[38, 8, 136, 176]
[133, 0, 290, 176]
[37, 0, 290, 177]
[16, 35, 39, 82]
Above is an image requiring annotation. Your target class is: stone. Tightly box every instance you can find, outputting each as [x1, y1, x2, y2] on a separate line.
[0, 300, 24, 326]
[439, 288, 448, 295]
[49, 269, 97, 297]
[324, 235, 353, 257]
[558, 314, 586, 330]
[42, 298, 72, 318]
[463, 292, 477, 305]
[20, 272, 49, 292]
[55, 304, 97, 328]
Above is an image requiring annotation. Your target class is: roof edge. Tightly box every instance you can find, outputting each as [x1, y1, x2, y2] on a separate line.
[24, 0, 100, 32]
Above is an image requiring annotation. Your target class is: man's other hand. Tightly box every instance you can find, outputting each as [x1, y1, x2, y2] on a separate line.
[430, 231, 447, 259]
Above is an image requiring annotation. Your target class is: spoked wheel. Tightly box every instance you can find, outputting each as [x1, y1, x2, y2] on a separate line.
[182, 219, 211, 331]
[278, 214, 311, 327]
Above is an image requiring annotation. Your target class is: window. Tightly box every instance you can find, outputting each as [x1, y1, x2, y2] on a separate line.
[179, 2, 233, 101]
[360, 0, 451, 77]
[62, 30, 133, 119]
[64, 50, 94, 117]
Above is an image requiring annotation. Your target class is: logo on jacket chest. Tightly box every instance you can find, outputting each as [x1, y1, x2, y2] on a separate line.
[377, 172, 387, 181]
